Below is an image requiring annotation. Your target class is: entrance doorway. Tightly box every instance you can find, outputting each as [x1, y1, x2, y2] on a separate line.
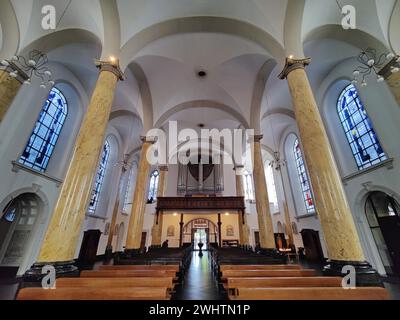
[0, 193, 41, 269]
[365, 191, 400, 275]
[194, 229, 208, 250]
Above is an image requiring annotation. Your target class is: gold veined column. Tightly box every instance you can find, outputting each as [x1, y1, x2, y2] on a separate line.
[279, 57, 380, 286]
[105, 160, 129, 259]
[378, 56, 400, 105]
[124, 137, 155, 255]
[0, 63, 29, 121]
[234, 165, 249, 245]
[24, 59, 124, 280]
[151, 166, 168, 247]
[251, 135, 279, 256]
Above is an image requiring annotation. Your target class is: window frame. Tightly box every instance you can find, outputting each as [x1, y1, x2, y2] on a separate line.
[19, 87, 68, 172]
[147, 170, 160, 203]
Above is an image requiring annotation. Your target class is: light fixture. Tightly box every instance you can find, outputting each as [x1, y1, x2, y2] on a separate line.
[173, 213, 178, 216]
[1, 50, 54, 88]
[351, 48, 399, 87]
[269, 151, 286, 171]
[225, 212, 230, 216]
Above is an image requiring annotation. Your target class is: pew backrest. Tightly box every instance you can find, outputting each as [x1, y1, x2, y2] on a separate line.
[220, 265, 301, 271]
[99, 265, 179, 272]
[80, 270, 177, 278]
[230, 287, 390, 300]
[56, 277, 174, 289]
[222, 269, 318, 278]
[17, 287, 170, 300]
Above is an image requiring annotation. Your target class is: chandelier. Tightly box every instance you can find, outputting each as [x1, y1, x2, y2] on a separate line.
[269, 151, 286, 171]
[1, 50, 54, 88]
[352, 48, 400, 87]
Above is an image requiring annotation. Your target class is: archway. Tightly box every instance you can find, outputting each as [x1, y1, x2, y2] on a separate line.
[365, 191, 400, 275]
[183, 218, 218, 250]
[0, 193, 42, 268]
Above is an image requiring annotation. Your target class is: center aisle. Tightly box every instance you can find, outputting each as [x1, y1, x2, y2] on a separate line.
[174, 251, 225, 300]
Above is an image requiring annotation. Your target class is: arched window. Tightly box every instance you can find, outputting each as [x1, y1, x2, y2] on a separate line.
[122, 166, 136, 213]
[19, 87, 68, 172]
[293, 139, 315, 213]
[88, 140, 110, 214]
[337, 84, 387, 170]
[265, 163, 279, 211]
[147, 170, 159, 202]
[242, 170, 255, 201]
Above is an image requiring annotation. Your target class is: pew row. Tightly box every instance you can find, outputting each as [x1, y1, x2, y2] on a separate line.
[99, 265, 179, 272]
[80, 270, 177, 278]
[221, 269, 318, 280]
[17, 287, 170, 300]
[229, 287, 390, 300]
[56, 277, 175, 290]
[220, 265, 301, 271]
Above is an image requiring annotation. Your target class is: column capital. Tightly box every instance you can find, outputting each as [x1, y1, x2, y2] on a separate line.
[278, 57, 311, 80]
[159, 165, 169, 172]
[140, 135, 157, 144]
[0, 62, 30, 83]
[94, 59, 125, 81]
[233, 165, 245, 175]
[248, 134, 263, 143]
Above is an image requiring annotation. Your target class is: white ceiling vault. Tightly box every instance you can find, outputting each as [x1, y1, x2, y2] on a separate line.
[0, 0, 398, 155]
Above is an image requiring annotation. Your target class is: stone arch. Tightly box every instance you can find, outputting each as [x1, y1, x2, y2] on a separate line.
[0, 0, 20, 59]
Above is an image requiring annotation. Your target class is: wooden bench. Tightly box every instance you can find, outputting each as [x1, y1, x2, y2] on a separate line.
[56, 277, 175, 290]
[225, 277, 342, 293]
[17, 287, 170, 300]
[80, 270, 177, 278]
[229, 287, 390, 300]
[220, 265, 301, 271]
[221, 269, 318, 279]
[99, 265, 179, 272]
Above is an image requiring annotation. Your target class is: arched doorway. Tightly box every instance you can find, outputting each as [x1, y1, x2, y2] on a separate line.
[183, 219, 218, 250]
[365, 191, 400, 275]
[0, 193, 41, 268]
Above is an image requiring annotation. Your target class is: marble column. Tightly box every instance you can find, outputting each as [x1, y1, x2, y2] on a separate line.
[251, 135, 277, 252]
[279, 57, 380, 286]
[0, 64, 29, 121]
[105, 161, 128, 258]
[24, 59, 124, 279]
[234, 165, 250, 245]
[378, 56, 400, 105]
[125, 137, 155, 254]
[151, 165, 168, 247]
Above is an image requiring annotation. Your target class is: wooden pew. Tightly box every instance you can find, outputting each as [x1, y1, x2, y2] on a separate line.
[99, 265, 179, 272]
[17, 287, 170, 300]
[230, 287, 390, 300]
[80, 270, 177, 278]
[56, 277, 175, 290]
[220, 265, 301, 271]
[225, 277, 342, 293]
[221, 269, 318, 279]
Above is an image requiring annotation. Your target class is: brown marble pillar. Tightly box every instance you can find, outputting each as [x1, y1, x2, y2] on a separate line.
[0, 64, 29, 121]
[279, 57, 380, 286]
[179, 214, 184, 248]
[378, 56, 400, 105]
[234, 165, 250, 245]
[24, 59, 124, 279]
[217, 213, 222, 247]
[251, 135, 277, 251]
[151, 166, 168, 247]
[125, 137, 155, 254]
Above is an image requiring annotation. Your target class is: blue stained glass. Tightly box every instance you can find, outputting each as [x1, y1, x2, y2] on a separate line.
[88, 140, 111, 214]
[19, 87, 68, 172]
[337, 84, 387, 170]
[147, 170, 160, 202]
[293, 139, 315, 213]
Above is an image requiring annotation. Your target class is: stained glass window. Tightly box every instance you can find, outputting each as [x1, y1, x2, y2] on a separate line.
[88, 140, 110, 214]
[265, 163, 279, 211]
[293, 139, 315, 213]
[337, 84, 387, 170]
[243, 170, 255, 201]
[147, 170, 159, 202]
[123, 166, 136, 213]
[19, 87, 68, 172]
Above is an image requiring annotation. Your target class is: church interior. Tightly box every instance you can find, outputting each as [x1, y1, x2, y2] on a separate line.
[0, 0, 400, 301]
